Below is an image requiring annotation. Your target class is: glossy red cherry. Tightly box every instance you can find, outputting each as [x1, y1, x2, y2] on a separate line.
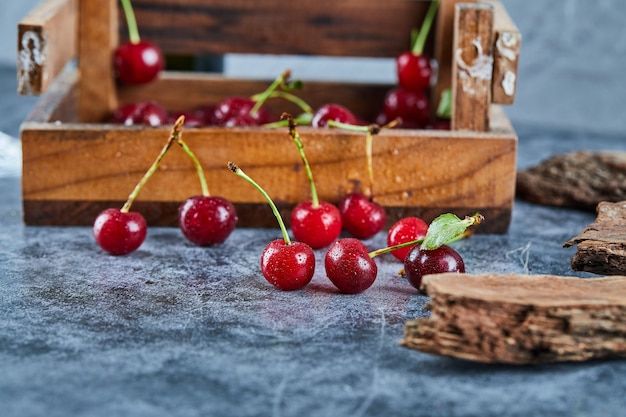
[193, 104, 218, 125]
[324, 238, 377, 294]
[311, 104, 358, 127]
[396, 52, 432, 93]
[290, 200, 342, 249]
[261, 239, 316, 291]
[404, 244, 465, 290]
[387, 216, 429, 261]
[114, 40, 164, 85]
[178, 196, 238, 246]
[110, 101, 169, 126]
[383, 87, 430, 126]
[213, 97, 273, 126]
[93, 208, 147, 255]
[339, 193, 386, 239]
[168, 110, 204, 127]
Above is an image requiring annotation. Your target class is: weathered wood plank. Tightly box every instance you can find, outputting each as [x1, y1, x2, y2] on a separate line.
[78, 0, 118, 122]
[451, 3, 494, 131]
[432, 0, 476, 116]
[481, 0, 521, 104]
[127, 0, 430, 57]
[17, 0, 77, 95]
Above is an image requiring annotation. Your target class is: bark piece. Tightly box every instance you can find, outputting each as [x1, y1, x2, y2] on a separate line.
[517, 151, 626, 211]
[564, 201, 626, 275]
[402, 273, 626, 364]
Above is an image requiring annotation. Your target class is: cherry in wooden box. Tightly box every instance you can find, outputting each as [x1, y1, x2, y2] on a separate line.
[17, 0, 520, 233]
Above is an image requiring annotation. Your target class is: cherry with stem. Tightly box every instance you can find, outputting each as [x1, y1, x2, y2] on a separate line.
[114, 0, 164, 85]
[93, 117, 183, 255]
[396, 0, 439, 92]
[325, 212, 482, 294]
[228, 162, 315, 291]
[282, 113, 342, 249]
[175, 116, 238, 246]
[327, 120, 399, 239]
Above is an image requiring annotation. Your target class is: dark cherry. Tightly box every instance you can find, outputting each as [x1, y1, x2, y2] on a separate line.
[290, 201, 342, 249]
[178, 196, 238, 246]
[110, 101, 169, 126]
[383, 87, 430, 126]
[403, 244, 465, 290]
[93, 208, 147, 255]
[339, 193, 386, 240]
[396, 52, 432, 93]
[324, 238, 377, 294]
[168, 111, 204, 127]
[261, 239, 316, 291]
[311, 104, 358, 128]
[387, 216, 429, 261]
[113, 40, 164, 85]
[193, 104, 218, 125]
[213, 97, 273, 126]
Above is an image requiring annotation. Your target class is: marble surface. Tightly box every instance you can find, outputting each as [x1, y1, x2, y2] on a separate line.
[2, 65, 626, 417]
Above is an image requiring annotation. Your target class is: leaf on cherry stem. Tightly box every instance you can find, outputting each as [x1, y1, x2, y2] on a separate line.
[421, 212, 484, 250]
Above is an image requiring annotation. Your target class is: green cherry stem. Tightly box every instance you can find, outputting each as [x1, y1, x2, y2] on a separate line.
[269, 91, 314, 114]
[412, 0, 439, 55]
[263, 112, 313, 128]
[120, 0, 141, 44]
[368, 238, 424, 259]
[436, 88, 452, 119]
[228, 162, 291, 245]
[173, 116, 210, 197]
[282, 113, 319, 208]
[250, 70, 292, 115]
[120, 117, 182, 213]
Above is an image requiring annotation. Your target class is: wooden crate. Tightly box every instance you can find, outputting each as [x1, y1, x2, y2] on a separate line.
[17, 0, 520, 233]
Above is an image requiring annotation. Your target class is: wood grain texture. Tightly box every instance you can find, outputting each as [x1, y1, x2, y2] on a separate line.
[78, 0, 118, 122]
[564, 201, 626, 276]
[432, 0, 475, 116]
[126, 0, 430, 57]
[480, 0, 520, 104]
[403, 273, 626, 364]
[451, 3, 494, 132]
[17, 0, 77, 95]
[21, 74, 516, 230]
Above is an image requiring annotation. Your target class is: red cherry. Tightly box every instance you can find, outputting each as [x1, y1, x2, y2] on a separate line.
[383, 87, 430, 126]
[261, 239, 316, 291]
[193, 104, 218, 125]
[93, 208, 147, 255]
[110, 101, 169, 126]
[168, 111, 204, 127]
[403, 244, 465, 290]
[290, 200, 342, 249]
[178, 196, 238, 246]
[311, 104, 358, 127]
[324, 238, 377, 294]
[339, 193, 386, 239]
[396, 52, 432, 92]
[113, 40, 164, 85]
[213, 97, 273, 126]
[387, 217, 429, 261]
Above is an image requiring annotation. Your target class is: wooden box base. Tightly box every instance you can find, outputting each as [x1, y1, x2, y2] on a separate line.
[20, 69, 517, 233]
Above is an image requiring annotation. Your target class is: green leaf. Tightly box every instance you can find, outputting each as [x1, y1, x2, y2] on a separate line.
[421, 213, 482, 250]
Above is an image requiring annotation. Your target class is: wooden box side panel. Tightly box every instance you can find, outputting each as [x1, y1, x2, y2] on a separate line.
[21, 118, 516, 232]
[127, 0, 431, 58]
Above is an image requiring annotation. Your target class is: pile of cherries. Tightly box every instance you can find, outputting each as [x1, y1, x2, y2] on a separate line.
[96, 0, 472, 294]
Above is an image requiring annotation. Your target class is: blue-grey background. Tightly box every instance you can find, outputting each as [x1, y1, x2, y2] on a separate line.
[3, 0, 626, 136]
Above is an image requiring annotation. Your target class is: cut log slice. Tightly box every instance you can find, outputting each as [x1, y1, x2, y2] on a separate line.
[402, 273, 626, 364]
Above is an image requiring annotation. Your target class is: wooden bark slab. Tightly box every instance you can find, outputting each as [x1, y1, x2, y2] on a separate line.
[517, 151, 626, 211]
[564, 201, 626, 275]
[402, 273, 626, 364]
